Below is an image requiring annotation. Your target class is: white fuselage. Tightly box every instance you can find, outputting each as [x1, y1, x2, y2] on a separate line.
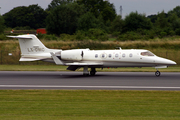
[79, 49, 175, 68]
[33, 49, 176, 68]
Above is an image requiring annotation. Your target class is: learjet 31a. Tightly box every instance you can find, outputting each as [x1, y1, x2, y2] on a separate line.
[8, 34, 176, 77]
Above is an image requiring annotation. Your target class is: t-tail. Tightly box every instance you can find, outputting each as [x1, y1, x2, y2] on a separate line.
[7, 34, 61, 61]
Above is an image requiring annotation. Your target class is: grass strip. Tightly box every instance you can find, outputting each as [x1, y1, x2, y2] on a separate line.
[0, 65, 180, 72]
[0, 90, 180, 120]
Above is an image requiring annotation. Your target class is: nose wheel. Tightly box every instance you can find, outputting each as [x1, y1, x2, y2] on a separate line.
[155, 71, 161, 77]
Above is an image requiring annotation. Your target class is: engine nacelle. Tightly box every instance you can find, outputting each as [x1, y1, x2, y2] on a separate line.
[61, 50, 83, 61]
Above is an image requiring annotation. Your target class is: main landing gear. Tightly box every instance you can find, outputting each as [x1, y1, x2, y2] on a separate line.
[83, 67, 96, 76]
[90, 68, 96, 76]
[155, 70, 161, 77]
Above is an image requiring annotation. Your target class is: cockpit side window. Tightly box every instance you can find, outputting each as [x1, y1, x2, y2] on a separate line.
[141, 51, 154, 56]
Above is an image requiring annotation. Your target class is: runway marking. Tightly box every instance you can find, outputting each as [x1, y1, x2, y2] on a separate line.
[0, 85, 180, 89]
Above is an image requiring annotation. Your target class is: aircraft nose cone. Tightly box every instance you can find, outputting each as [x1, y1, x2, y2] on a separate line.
[170, 60, 177, 65]
[163, 59, 176, 66]
[156, 57, 176, 66]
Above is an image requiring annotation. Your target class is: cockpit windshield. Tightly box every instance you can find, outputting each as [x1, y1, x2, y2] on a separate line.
[141, 51, 155, 56]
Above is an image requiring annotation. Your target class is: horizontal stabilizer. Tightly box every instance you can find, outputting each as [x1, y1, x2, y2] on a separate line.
[7, 35, 32, 39]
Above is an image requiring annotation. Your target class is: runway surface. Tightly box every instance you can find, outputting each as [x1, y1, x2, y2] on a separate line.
[0, 71, 180, 90]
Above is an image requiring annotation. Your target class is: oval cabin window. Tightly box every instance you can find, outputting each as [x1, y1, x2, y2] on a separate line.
[115, 54, 119, 58]
[129, 53, 133, 57]
[102, 54, 105, 58]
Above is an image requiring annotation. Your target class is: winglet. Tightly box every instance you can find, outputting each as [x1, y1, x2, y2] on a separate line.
[50, 52, 64, 65]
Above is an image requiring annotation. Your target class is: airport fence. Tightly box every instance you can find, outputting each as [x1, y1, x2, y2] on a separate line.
[0, 50, 179, 65]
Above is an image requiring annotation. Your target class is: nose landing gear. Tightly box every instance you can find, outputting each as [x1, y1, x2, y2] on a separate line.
[155, 70, 161, 77]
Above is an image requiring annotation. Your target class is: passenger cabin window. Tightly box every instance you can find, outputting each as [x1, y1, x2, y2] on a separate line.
[129, 53, 133, 57]
[141, 51, 154, 56]
[109, 54, 112, 58]
[122, 53, 125, 57]
[115, 54, 119, 58]
[102, 54, 105, 58]
[95, 54, 98, 58]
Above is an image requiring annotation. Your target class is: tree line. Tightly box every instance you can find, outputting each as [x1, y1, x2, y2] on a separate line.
[0, 0, 180, 41]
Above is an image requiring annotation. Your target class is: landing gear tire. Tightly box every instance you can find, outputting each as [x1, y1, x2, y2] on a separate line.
[83, 73, 89, 76]
[155, 71, 161, 77]
[90, 68, 96, 76]
[90, 71, 96, 76]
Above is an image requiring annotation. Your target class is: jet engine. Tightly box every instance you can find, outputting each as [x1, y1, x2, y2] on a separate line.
[61, 50, 83, 61]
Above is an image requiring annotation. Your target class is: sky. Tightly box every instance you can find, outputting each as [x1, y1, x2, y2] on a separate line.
[0, 0, 180, 18]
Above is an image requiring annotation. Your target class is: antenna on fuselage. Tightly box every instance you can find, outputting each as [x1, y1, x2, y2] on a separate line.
[116, 47, 122, 50]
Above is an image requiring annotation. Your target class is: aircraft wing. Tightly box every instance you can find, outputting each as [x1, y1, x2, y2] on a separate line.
[65, 63, 103, 71]
[66, 66, 80, 71]
[65, 63, 103, 66]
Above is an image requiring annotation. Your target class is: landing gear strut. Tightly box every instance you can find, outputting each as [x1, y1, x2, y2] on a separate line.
[90, 68, 96, 76]
[83, 66, 89, 76]
[155, 70, 161, 77]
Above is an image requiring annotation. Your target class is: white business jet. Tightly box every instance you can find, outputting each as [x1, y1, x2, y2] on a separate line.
[8, 34, 176, 77]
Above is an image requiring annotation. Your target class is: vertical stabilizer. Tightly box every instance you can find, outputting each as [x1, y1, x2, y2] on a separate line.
[8, 34, 48, 55]
[7, 34, 62, 61]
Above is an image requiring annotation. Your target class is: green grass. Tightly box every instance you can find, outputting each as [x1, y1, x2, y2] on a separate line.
[0, 65, 67, 71]
[0, 90, 180, 120]
[0, 65, 180, 72]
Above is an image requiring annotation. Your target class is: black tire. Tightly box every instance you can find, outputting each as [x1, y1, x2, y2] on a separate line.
[90, 71, 96, 76]
[83, 73, 89, 76]
[155, 71, 161, 77]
